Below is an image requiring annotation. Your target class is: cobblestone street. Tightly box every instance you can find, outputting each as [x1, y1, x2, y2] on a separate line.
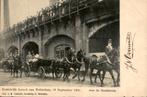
[0, 69, 117, 87]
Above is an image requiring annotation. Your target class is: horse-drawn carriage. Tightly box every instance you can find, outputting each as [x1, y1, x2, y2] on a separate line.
[1, 45, 120, 87]
[24, 57, 63, 79]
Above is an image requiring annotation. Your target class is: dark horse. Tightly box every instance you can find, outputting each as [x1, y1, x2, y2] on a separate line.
[1, 58, 14, 76]
[59, 47, 83, 81]
[90, 48, 120, 87]
[12, 55, 22, 77]
[72, 49, 88, 81]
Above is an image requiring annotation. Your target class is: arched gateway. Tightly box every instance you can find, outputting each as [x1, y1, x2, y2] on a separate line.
[22, 42, 39, 61]
[89, 20, 119, 53]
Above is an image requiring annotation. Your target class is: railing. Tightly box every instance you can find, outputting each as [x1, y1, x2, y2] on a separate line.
[4, 0, 118, 35]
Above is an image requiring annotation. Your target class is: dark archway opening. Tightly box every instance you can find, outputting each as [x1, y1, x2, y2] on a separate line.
[89, 21, 119, 53]
[22, 42, 39, 61]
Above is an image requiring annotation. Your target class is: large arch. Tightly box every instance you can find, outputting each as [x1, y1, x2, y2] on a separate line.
[22, 41, 39, 61]
[89, 20, 119, 53]
[44, 35, 75, 59]
[7, 45, 18, 56]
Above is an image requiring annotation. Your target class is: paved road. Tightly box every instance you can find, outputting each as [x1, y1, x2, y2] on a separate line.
[0, 69, 117, 87]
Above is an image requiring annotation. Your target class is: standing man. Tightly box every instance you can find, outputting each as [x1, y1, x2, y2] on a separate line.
[105, 39, 114, 64]
[13, 51, 21, 77]
[26, 51, 32, 64]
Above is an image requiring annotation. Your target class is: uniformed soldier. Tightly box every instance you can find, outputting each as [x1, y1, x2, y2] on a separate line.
[105, 39, 114, 64]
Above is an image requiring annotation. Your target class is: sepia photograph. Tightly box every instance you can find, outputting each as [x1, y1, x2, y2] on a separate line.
[0, 0, 147, 96]
[0, 0, 119, 87]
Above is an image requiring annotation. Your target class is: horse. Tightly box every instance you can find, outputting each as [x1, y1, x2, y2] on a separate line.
[90, 48, 120, 87]
[71, 49, 88, 81]
[60, 57, 72, 81]
[60, 48, 85, 81]
[1, 58, 13, 75]
[12, 55, 23, 77]
[48, 58, 63, 79]
[80, 55, 91, 82]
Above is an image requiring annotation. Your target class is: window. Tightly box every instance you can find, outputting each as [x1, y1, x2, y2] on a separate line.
[54, 44, 70, 59]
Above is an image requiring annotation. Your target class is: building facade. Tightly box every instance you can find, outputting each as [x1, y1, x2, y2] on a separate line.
[2, 0, 119, 60]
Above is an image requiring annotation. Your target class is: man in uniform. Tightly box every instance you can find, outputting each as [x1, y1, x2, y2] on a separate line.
[105, 39, 114, 64]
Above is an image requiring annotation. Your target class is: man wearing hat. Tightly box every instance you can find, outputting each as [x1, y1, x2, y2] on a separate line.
[105, 39, 114, 64]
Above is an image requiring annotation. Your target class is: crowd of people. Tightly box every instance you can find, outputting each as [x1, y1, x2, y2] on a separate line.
[5, 0, 92, 34]
[5, 0, 66, 33]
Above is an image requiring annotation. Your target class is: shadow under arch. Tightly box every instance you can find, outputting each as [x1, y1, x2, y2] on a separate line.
[89, 20, 119, 53]
[22, 41, 39, 61]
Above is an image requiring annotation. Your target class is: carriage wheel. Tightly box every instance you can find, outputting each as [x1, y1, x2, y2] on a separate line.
[55, 69, 62, 78]
[38, 66, 46, 79]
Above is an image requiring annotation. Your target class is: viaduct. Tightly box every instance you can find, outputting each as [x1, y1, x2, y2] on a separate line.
[1, 0, 119, 60]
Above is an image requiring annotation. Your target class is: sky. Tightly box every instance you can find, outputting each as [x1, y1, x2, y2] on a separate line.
[9, 0, 50, 25]
[1, 0, 50, 31]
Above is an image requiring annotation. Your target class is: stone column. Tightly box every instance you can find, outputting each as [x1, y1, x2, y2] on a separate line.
[38, 29, 43, 57]
[75, 15, 82, 52]
[82, 23, 89, 55]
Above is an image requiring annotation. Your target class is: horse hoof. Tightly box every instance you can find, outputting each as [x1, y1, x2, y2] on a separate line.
[114, 84, 117, 87]
[67, 79, 70, 82]
[72, 76, 76, 79]
[101, 84, 104, 87]
[117, 84, 120, 87]
[81, 79, 85, 82]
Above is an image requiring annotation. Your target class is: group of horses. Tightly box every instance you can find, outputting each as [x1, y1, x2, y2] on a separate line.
[1, 56, 25, 78]
[56, 48, 120, 87]
[1, 48, 120, 87]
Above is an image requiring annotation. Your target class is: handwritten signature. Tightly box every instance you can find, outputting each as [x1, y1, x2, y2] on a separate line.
[124, 32, 137, 73]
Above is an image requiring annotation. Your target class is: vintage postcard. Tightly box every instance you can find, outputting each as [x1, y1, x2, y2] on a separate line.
[0, 0, 146, 96]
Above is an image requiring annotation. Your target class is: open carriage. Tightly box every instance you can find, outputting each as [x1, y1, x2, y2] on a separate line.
[25, 58, 63, 79]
